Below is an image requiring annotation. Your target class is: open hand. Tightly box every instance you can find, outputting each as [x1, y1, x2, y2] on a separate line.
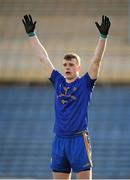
[95, 15, 111, 36]
[22, 14, 37, 34]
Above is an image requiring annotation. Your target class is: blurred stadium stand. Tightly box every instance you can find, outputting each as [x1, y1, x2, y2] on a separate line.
[0, 0, 130, 179]
[0, 0, 129, 83]
[0, 85, 130, 179]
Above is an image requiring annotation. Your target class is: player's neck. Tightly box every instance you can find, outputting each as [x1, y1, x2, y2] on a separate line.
[65, 76, 79, 84]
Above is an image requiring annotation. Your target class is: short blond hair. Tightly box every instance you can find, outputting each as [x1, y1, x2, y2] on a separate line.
[64, 53, 81, 66]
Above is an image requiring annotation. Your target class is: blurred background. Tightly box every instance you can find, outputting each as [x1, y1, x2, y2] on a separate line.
[0, 0, 130, 179]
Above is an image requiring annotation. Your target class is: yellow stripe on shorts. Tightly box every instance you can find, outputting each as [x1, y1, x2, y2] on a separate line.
[82, 132, 93, 167]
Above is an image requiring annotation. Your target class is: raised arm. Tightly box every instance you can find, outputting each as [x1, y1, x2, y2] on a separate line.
[22, 14, 54, 76]
[88, 15, 111, 79]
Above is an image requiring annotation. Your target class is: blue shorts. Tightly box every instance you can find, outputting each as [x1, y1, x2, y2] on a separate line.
[51, 132, 92, 173]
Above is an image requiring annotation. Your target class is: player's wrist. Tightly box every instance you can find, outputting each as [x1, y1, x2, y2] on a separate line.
[27, 31, 36, 37]
[100, 33, 107, 39]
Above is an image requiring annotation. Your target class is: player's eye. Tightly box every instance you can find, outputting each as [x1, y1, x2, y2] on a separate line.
[63, 63, 67, 67]
[69, 63, 74, 67]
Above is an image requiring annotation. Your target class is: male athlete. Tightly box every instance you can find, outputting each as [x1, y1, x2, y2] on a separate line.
[22, 15, 111, 179]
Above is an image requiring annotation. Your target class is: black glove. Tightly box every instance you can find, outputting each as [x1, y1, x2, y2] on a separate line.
[95, 15, 111, 38]
[22, 14, 37, 36]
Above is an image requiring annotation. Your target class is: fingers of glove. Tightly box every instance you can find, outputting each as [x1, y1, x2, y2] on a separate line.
[105, 18, 111, 32]
[22, 19, 26, 26]
[34, 21, 37, 28]
[102, 15, 105, 24]
[95, 22, 100, 30]
[24, 15, 30, 24]
[104, 16, 111, 26]
[108, 20, 111, 28]
[105, 16, 108, 24]
[29, 14, 33, 24]
[106, 17, 111, 28]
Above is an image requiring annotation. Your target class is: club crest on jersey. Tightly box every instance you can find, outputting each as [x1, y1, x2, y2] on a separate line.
[57, 85, 77, 104]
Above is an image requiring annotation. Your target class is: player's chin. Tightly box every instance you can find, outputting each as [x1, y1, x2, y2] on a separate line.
[64, 73, 70, 77]
[65, 74, 75, 80]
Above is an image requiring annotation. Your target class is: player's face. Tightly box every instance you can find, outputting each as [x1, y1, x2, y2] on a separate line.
[63, 58, 80, 80]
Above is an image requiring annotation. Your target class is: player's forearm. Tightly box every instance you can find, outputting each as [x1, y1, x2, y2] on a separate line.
[29, 35, 49, 61]
[92, 37, 107, 64]
[29, 35, 54, 68]
[22, 14, 54, 67]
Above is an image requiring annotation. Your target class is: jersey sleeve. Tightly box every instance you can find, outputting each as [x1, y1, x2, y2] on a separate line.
[49, 69, 63, 87]
[82, 72, 97, 91]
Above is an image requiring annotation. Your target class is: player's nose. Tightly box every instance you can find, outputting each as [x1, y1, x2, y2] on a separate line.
[66, 67, 70, 70]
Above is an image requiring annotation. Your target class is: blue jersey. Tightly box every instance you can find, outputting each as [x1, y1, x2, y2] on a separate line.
[49, 69, 96, 136]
